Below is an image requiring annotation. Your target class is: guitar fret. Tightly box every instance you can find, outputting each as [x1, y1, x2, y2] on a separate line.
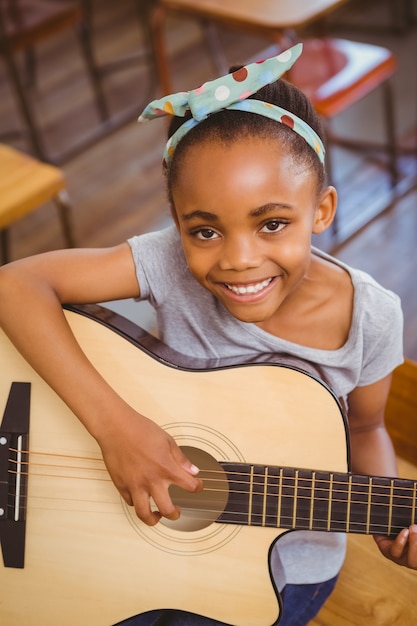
[413, 483, 416, 525]
[369, 476, 391, 534]
[277, 468, 283, 528]
[281, 466, 311, 527]
[390, 477, 415, 534]
[348, 474, 370, 533]
[366, 478, 372, 534]
[346, 475, 352, 533]
[292, 471, 299, 528]
[309, 472, 316, 530]
[327, 473, 333, 531]
[302, 470, 315, 528]
[328, 473, 349, 533]
[276, 468, 295, 528]
[246, 464, 274, 526]
[262, 467, 268, 527]
[388, 479, 394, 536]
[309, 471, 330, 531]
[248, 466, 254, 526]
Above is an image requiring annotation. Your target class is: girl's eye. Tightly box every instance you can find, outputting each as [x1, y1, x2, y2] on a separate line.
[261, 220, 286, 233]
[195, 228, 219, 240]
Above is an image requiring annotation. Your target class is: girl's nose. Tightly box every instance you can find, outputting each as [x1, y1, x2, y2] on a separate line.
[218, 236, 263, 271]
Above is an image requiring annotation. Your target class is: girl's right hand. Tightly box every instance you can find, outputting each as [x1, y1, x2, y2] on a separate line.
[96, 408, 203, 526]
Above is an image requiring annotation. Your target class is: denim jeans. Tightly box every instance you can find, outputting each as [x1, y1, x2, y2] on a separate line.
[115, 576, 338, 626]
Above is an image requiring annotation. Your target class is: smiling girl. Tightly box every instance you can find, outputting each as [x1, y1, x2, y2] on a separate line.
[0, 44, 415, 625]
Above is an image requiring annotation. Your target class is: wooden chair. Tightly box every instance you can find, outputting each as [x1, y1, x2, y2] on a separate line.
[0, 0, 108, 162]
[284, 38, 398, 189]
[0, 143, 75, 263]
[149, 1, 399, 232]
[311, 358, 417, 625]
[385, 358, 417, 467]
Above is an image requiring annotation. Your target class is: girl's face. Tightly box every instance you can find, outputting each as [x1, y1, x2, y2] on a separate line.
[171, 136, 334, 324]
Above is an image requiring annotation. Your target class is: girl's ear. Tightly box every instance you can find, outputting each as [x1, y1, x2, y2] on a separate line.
[312, 186, 338, 234]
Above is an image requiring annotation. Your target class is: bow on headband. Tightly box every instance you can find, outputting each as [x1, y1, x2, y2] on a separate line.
[139, 43, 325, 165]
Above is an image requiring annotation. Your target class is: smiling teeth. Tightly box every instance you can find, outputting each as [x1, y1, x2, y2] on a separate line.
[225, 278, 272, 295]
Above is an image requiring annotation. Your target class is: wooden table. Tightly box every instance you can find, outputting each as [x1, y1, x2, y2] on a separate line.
[161, 0, 349, 31]
[155, 0, 350, 92]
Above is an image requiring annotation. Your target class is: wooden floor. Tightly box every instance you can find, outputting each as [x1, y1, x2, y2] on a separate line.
[1, 0, 417, 360]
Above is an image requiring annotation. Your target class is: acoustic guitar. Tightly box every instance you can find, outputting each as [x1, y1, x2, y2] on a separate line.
[0, 304, 415, 626]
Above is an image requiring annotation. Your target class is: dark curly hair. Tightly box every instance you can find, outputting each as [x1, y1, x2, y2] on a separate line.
[165, 74, 327, 208]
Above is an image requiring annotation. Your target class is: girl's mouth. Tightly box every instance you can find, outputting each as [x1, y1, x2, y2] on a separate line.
[224, 277, 273, 295]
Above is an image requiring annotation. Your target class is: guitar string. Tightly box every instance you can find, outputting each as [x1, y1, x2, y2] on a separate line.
[7, 468, 416, 521]
[6, 465, 415, 530]
[8, 490, 414, 524]
[7, 458, 417, 502]
[8, 478, 415, 511]
[4, 490, 413, 534]
[6, 466, 414, 521]
[7, 448, 417, 500]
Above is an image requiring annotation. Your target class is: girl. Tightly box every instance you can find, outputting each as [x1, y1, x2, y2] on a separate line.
[0, 45, 416, 626]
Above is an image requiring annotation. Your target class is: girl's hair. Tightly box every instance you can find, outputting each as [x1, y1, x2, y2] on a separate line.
[166, 74, 327, 205]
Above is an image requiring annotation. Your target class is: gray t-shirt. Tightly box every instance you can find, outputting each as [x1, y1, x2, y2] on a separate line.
[128, 225, 403, 589]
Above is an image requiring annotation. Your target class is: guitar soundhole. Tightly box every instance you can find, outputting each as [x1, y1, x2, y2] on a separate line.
[161, 446, 229, 532]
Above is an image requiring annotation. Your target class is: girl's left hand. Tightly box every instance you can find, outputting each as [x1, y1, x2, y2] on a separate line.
[374, 525, 417, 569]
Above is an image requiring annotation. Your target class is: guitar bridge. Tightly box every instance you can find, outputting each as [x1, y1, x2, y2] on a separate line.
[0, 382, 31, 569]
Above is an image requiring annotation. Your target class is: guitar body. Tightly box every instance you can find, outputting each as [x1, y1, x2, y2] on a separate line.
[0, 305, 348, 626]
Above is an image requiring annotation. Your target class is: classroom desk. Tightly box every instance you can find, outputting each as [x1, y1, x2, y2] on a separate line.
[154, 0, 350, 94]
[161, 0, 349, 31]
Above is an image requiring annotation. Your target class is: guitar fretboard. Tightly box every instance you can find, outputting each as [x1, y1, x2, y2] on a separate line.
[218, 463, 417, 537]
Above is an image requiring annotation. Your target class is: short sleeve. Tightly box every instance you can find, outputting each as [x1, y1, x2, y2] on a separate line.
[357, 279, 403, 387]
[127, 226, 183, 304]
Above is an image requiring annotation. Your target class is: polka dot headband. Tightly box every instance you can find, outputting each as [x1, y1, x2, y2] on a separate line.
[138, 43, 325, 165]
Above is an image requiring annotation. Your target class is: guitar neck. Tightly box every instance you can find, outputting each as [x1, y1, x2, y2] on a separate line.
[219, 463, 417, 537]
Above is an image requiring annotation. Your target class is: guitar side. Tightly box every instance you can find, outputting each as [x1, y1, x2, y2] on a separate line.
[0, 305, 349, 626]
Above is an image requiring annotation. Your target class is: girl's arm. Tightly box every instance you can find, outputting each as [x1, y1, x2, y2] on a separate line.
[348, 377, 417, 569]
[0, 246, 202, 526]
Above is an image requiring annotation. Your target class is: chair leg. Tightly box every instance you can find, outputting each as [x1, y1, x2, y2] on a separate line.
[0, 193, 75, 264]
[148, 2, 174, 95]
[382, 80, 399, 188]
[132, 0, 162, 104]
[0, 229, 10, 265]
[200, 20, 229, 75]
[24, 47, 37, 89]
[390, 0, 416, 32]
[54, 190, 76, 248]
[0, 11, 48, 161]
[77, 0, 110, 122]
